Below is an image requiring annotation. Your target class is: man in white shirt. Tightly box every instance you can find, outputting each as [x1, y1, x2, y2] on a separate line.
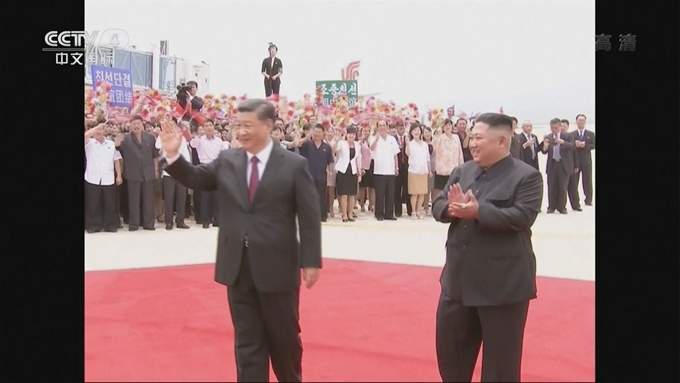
[158, 99, 321, 382]
[190, 119, 223, 228]
[370, 119, 401, 221]
[84, 124, 122, 233]
[156, 132, 191, 230]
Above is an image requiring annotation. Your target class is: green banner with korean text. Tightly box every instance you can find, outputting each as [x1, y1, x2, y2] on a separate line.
[315, 80, 358, 107]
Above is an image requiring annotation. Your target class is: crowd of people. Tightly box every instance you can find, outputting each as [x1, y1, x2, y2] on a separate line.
[84, 105, 595, 233]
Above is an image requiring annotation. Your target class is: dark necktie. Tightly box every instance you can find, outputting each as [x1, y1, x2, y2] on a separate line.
[249, 156, 259, 202]
[579, 130, 584, 140]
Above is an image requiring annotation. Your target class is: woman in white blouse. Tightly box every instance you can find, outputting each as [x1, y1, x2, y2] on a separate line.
[405, 123, 431, 219]
[334, 125, 363, 222]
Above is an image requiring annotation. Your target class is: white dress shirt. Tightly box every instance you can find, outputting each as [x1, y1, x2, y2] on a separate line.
[84, 138, 122, 186]
[407, 140, 430, 174]
[334, 140, 362, 175]
[165, 139, 274, 184]
[156, 136, 191, 177]
[369, 135, 400, 175]
[190, 134, 223, 164]
[246, 139, 274, 183]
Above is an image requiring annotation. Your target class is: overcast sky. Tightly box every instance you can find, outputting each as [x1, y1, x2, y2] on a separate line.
[85, 0, 595, 123]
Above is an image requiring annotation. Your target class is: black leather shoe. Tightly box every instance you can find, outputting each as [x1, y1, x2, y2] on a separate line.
[558, 210, 568, 214]
[202, 223, 210, 229]
[165, 224, 173, 230]
[129, 226, 138, 231]
[143, 226, 156, 231]
[574, 207, 583, 212]
[176, 223, 190, 229]
[385, 217, 397, 221]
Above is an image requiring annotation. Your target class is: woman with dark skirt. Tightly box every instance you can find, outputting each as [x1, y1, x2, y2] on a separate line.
[334, 125, 363, 222]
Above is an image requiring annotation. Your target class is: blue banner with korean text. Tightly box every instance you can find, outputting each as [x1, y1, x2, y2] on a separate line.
[90, 65, 134, 108]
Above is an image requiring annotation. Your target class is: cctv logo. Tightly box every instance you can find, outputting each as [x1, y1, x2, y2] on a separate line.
[44, 29, 130, 50]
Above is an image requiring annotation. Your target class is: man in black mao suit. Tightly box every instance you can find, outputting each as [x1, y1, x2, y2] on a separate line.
[432, 113, 542, 382]
[261, 44, 283, 97]
[573, 114, 595, 205]
[159, 99, 322, 382]
[540, 118, 576, 214]
[561, 119, 582, 211]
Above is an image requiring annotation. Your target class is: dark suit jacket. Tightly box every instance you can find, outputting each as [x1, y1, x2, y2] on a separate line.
[432, 155, 543, 306]
[510, 132, 524, 161]
[540, 131, 576, 175]
[178, 95, 204, 114]
[165, 143, 322, 292]
[518, 132, 540, 170]
[261, 57, 283, 79]
[119, 132, 159, 181]
[573, 129, 595, 167]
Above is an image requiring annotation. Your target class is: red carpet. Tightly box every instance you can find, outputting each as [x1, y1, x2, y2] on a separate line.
[85, 260, 594, 382]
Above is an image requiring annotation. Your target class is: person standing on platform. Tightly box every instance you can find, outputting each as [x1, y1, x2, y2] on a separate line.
[296, 124, 335, 222]
[84, 123, 123, 233]
[540, 118, 575, 214]
[158, 99, 321, 383]
[518, 120, 540, 171]
[561, 119, 582, 211]
[573, 114, 595, 206]
[334, 125, 363, 222]
[190, 119, 223, 228]
[261, 43, 283, 97]
[370, 119, 401, 221]
[117, 116, 159, 231]
[432, 113, 542, 383]
[155, 128, 191, 230]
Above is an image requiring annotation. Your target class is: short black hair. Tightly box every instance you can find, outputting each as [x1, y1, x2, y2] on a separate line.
[130, 115, 144, 123]
[203, 118, 215, 126]
[187, 81, 198, 87]
[549, 118, 562, 125]
[237, 99, 277, 123]
[560, 119, 569, 125]
[314, 123, 325, 131]
[302, 123, 313, 131]
[346, 125, 358, 135]
[443, 119, 453, 125]
[474, 113, 513, 131]
[510, 116, 518, 123]
[575, 114, 587, 120]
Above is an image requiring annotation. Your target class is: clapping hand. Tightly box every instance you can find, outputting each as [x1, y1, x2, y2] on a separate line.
[449, 189, 479, 219]
[554, 138, 565, 145]
[159, 119, 182, 158]
[446, 183, 469, 216]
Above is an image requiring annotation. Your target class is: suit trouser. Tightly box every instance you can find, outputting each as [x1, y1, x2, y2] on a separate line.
[436, 294, 530, 382]
[127, 180, 155, 229]
[567, 170, 581, 209]
[373, 174, 396, 219]
[579, 163, 594, 203]
[227, 248, 302, 382]
[394, 165, 412, 216]
[85, 181, 118, 231]
[199, 190, 219, 224]
[547, 162, 568, 211]
[264, 79, 281, 97]
[314, 178, 328, 220]
[162, 177, 187, 225]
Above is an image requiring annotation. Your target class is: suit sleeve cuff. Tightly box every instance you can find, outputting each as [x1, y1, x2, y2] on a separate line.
[165, 153, 181, 165]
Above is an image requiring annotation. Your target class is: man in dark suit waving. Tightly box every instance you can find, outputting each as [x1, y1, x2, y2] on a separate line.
[158, 99, 322, 382]
[261, 43, 283, 97]
[432, 113, 543, 382]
